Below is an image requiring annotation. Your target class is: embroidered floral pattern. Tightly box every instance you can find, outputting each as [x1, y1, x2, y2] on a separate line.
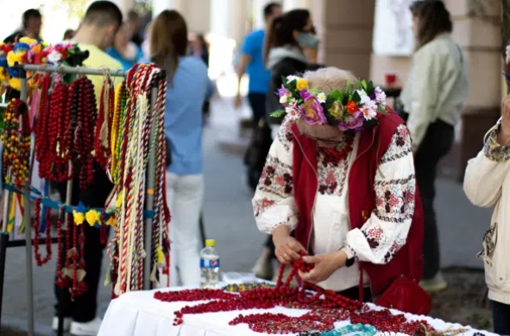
[316, 140, 353, 196]
[484, 128, 510, 163]
[383, 240, 404, 263]
[362, 228, 384, 249]
[253, 197, 276, 217]
[374, 175, 416, 223]
[477, 221, 498, 266]
[380, 125, 412, 164]
[278, 119, 295, 152]
[258, 155, 293, 197]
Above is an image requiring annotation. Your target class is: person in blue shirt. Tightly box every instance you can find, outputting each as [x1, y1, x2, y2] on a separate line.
[107, 22, 143, 71]
[151, 10, 214, 287]
[234, 2, 282, 127]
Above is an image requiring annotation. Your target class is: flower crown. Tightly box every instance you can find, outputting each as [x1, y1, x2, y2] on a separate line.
[271, 75, 388, 132]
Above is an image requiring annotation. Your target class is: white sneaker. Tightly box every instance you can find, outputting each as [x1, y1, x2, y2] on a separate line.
[52, 316, 72, 331]
[420, 272, 448, 293]
[70, 317, 103, 336]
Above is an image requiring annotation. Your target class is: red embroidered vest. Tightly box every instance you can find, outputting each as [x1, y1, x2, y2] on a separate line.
[290, 111, 424, 295]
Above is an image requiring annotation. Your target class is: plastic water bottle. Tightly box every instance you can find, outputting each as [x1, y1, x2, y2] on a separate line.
[200, 239, 220, 289]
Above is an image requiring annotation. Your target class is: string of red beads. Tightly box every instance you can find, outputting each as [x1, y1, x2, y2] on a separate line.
[32, 198, 53, 266]
[350, 308, 434, 335]
[154, 252, 363, 327]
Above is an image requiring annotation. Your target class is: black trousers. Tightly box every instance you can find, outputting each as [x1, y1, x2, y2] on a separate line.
[414, 120, 454, 280]
[492, 300, 510, 335]
[54, 162, 113, 322]
[248, 93, 267, 129]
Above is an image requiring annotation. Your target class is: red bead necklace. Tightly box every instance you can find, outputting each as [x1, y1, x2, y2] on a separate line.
[154, 252, 363, 327]
[32, 198, 53, 266]
[350, 307, 434, 335]
[94, 77, 114, 169]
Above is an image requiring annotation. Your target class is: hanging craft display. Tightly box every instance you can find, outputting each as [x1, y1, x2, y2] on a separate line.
[2, 98, 31, 188]
[107, 63, 169, 296]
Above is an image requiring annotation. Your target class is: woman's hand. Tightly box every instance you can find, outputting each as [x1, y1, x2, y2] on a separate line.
[298, 250, 347, 284]
[498, 94, 510, 145]
[273, 226, 306, 265]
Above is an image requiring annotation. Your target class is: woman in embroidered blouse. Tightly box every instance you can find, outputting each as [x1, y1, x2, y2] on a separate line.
[253, 67, 423, 301]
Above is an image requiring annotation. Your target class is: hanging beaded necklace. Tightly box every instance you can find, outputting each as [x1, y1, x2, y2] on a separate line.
[107, 64, 168, 296]
[2, 99, 31, 188]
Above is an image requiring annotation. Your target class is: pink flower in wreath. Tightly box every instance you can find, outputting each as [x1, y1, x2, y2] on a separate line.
[338, 111, 364, 131]
[299, 89, 327, 125]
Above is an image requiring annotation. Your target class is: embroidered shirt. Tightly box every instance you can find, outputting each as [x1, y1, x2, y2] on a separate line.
[253, 118, 416, 291]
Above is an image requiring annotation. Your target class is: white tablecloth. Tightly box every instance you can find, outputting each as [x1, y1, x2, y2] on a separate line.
[98, 287, 496, 336]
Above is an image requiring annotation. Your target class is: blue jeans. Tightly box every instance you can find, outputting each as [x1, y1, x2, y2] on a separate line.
[492, 300, 510, 335]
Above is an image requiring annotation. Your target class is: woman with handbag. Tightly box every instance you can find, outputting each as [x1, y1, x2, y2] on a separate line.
[253, 67, 426, 309]
[151, 10, 215, 286]
[399, 0, 469, 292]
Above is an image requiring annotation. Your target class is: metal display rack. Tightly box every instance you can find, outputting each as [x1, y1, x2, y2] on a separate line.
[0, 63, 164, 336]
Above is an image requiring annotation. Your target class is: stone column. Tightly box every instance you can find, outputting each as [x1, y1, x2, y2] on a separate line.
[444, 0, 501, 178]
[316, 0, 375, 79]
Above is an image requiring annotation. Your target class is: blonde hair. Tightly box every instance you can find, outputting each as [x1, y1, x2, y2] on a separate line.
[303, 67, 356, 92]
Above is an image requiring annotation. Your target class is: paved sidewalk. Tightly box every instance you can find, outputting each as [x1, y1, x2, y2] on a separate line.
[0, 97, 494, 335]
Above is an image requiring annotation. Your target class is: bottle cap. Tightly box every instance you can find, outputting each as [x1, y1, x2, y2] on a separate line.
[205, 239, 215, 247]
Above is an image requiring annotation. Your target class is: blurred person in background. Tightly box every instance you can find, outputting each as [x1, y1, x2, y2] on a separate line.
[189, 33, 211, 122]
[128, 10, 144, 48]
[264, 8, 322, 133]
[4, 9, 43, 43]
[107, 22, 143, 70]
[399, 0, 469, 292]
[151, 10, 215, 287]
[189, 33, 210, 67]
[234, 3, 282, 124]
[464, 94, 510, 336]
[251, 8, 322, 280]
[63, 29, 75, 41]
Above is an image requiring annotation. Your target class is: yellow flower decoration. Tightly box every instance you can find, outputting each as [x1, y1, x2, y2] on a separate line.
[73, 210, 85, 226]
[85, 210, 101, 227]
[106, 215, 115, 226]
[296, 78, 309, 91]
[9, 78, 20, 91]
[7, 52, 23, 67]
[19, 37, 37, 45]
[157, 246, 164, 264]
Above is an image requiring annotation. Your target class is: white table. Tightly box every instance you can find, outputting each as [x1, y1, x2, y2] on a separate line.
[98, 287, 496, 336]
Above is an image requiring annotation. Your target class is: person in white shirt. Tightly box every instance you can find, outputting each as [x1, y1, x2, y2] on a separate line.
[463, 95, 510, 336]
[400, 0, 469, 292]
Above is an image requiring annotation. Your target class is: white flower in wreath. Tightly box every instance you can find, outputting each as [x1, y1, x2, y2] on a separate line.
[286, 75, 299, 82]
[357, 89, 370, 105]
[47, 50, 62, 64]
[285, 99, 299, 120]
[317, 92, 327, 103]
[360, 100, 378, 120]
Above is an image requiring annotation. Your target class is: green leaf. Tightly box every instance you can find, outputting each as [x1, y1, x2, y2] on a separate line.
[270, 109, 287, 118]
[344, 80, 350, 92]
[352, 91, 361, 103]
[367, 80, 375, 93]
[330, 89, 342, 101]
[361, 80, 367, 91]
